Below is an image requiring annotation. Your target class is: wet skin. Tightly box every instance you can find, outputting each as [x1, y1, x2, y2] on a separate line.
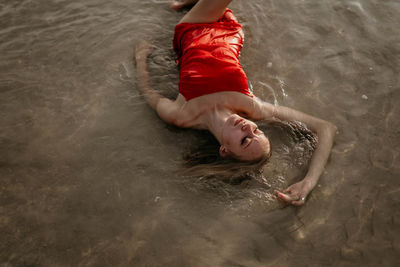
[220, 114, 270, 161]
[136, 1, 337, 206]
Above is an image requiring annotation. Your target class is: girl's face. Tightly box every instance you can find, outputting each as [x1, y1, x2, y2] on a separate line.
[220, 114, 270, 161]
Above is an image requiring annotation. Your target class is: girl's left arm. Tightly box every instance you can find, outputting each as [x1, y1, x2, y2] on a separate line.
[252, 100, 337, 206]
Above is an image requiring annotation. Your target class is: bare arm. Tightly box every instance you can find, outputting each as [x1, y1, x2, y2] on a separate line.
[252, 100, 337, 206]
[135, 41, 181, 125]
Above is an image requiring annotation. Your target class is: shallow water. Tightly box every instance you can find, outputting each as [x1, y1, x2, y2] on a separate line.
[1, 0, 399, 266]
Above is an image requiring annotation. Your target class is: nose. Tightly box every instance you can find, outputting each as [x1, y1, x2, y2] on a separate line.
[241, 123, 252, 132]
[241, 123, 258, 136]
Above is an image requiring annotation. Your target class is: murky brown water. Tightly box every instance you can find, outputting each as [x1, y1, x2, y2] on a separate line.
[1, 0, 399, 266]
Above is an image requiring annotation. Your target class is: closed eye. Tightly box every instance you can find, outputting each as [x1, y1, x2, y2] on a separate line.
[241, 136, 252, 147]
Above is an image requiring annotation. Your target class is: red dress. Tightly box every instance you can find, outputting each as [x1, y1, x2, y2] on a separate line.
[173, 9, 253, 101]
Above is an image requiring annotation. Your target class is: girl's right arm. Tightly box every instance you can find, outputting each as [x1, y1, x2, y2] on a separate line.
[135, 41, 182, 125]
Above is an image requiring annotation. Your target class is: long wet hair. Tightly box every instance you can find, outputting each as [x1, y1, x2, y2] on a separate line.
[181, 129, 271, 184]
[181, 120, 316, 184]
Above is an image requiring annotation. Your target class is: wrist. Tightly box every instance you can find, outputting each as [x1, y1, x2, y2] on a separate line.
[302, 177, 317, 191]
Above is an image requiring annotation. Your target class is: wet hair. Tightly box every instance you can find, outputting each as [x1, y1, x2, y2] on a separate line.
[180, 120, 316, 184]
[181, 131, 271, 183]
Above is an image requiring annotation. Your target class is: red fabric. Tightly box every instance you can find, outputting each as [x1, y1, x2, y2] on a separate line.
[173, 9, 253, 101]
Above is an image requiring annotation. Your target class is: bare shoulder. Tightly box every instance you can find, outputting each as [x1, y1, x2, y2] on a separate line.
[165, 92, 276, 128]
[226, 94, 275, 121]
[182, 92, 275, 121]
[156, 94, 187, 126]
[159, 93, 206, 128]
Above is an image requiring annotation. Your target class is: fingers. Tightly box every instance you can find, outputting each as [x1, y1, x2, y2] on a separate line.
[291, 199, 306, 206]
[284, 187, 291, 193]
[274, 190, 294, 203]
[274, 189, 307, 206]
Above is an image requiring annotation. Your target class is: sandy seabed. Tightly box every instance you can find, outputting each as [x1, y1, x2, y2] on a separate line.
[1, 0, 399, 266]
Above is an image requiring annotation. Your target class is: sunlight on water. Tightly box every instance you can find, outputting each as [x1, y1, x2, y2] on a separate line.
[0, 0, 399, 266]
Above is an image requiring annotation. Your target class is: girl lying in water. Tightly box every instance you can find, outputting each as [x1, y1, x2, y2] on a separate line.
[135, 0, 337, 206]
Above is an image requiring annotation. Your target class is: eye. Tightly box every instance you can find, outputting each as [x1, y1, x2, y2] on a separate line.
[241, 136, 252, 147]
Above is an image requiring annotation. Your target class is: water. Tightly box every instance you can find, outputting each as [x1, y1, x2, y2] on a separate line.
[1, 0, 399, 266]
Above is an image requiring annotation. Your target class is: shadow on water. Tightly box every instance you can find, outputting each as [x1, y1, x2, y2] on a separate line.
[0, 0, 399, 266]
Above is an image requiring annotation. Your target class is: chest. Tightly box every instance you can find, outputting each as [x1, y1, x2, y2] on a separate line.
[175, 92, 255, 129]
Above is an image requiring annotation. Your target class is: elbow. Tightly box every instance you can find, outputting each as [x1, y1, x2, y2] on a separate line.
[167, 116, 185, 128]
[174, 117, 189, 128]
[172, 118, 183, 127]
[327, 122, 337, 133]
[316, 121, 337, 137]
[160, 115, 178, 126]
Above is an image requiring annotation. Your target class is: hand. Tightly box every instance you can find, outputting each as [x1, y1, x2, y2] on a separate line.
[135, 40, 154, 61]
[274, 179, 312, 206]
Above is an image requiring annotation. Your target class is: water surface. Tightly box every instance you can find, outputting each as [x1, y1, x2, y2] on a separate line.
[1, 0, 399, 266]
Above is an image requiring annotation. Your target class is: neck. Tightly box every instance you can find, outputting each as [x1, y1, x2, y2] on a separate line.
[203, 107, 233, 144]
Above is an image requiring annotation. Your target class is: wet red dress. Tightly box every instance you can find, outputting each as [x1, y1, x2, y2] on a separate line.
[173, 9, 253, 101]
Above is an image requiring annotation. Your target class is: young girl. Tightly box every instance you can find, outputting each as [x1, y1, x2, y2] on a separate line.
[135, 0, 337, 206]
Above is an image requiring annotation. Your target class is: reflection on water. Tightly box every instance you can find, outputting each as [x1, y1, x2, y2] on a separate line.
[1, 0, 399, 265]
